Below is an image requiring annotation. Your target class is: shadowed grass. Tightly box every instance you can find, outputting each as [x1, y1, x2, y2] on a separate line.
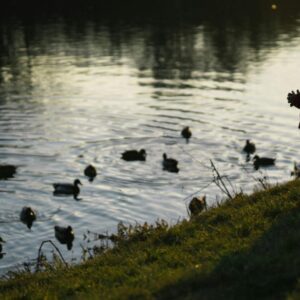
[2, 180, 300, 299]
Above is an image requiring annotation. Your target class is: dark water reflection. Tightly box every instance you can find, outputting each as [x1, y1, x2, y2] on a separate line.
[0, 3, 300, 273]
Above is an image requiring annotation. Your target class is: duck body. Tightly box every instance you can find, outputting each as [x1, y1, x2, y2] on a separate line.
[84, 165, 97, 181]
[0, 237, 5, 254]
[162, 153, 179, 173]
[291, 162, 300, 178]
[0, 164, 17, 179]
[243, 140, 256, 155]
[253, 155, 275, 170]
[189, 196, 207, 217]
[53, 179, 82, 197]
[54, 225, 74, 250]
[181, 126, 192, 140]
[121, 149, 146, 161]
[20, 207, 36, 229]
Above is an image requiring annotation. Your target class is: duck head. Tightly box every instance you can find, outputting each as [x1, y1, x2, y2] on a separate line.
[139, 149, 146, 158]
[253, 155, 259, 161]
[74, 179, 82, 186]
[26, 209, 36, 229]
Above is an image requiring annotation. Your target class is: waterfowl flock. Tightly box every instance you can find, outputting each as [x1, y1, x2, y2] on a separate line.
[0, 121, 296, 256]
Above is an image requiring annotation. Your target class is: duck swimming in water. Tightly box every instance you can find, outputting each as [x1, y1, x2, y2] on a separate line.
[291, 162, 300, 178]
[181, 126, 192, 141]
[53, 179, 82, 199]
[162, 153, 179, 173]
[0, 164, 17, 180]
[20, 207, 36, 229]
[121, 149, 146, 161]
[84, 164, 97, 182]
[0, 237, 5, 254]
[243, 140, 256, 155]
[54, 225, 74, 250]
[253, 155, 275, 170]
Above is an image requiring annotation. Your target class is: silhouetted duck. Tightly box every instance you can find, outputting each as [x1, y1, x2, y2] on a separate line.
[0, 164, 17, 179]
[20, 207, 36, 229]
[189, 196, 207, 217]
[84, 164, 97, 181]
[291, 162, 300, 178]
[54, 225, 74, 250]
[121, 149, 146, 161]
[253, 155, 275, 170]
[53, 179, 82, 199]
[181, 126, 192, 140]
[162, 153, 179, 173]
[0, 237, 5, 254]
[243, 140, 256, 155]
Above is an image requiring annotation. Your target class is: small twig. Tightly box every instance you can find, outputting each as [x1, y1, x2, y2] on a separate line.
[80, 244, 93, 259]
[182, 180, 214, 202]
[36, 240, 68, 272]
[179, 145, 211, 170]
[210, 159, 234, 199]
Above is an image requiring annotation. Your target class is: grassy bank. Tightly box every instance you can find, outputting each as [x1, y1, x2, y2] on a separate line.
[2, 180, 300, 299]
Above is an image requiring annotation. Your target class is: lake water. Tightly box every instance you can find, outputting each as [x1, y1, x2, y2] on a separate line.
[1, 4, 300, 274]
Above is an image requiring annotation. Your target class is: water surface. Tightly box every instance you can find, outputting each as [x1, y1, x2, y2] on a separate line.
[1, 5, 300, 273]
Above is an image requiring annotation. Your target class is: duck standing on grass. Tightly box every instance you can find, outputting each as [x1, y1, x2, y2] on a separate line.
[121, 149, 146, 161]
[53, 179, 82, 200]
[54, 225, 74, 250]
[253, 155, 275, 170]
[20, 207, 36, 229]
[162, 153, 179, 173]
[84, 164, 97, 182]
[181, 126, 192, 142]
[189, 196, 207, 217]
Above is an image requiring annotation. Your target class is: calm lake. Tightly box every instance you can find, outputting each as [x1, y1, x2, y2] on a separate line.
[1, 3, 300, 273]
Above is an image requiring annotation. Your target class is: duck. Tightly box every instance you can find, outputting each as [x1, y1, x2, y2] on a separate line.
[0, 237, 5, 254]
[181, 126, 192, 140]
[84, 164, 97, 181]
[121, 149, 146, 161]
[20, 207, 36, 229]
[243, 140, 256, 155]
[188, 196, 207, 217]
[162, 153, 179, 173]
[54, 225, 74, 250]
[291, 162, 300, 178]
[253, 155, 275, 170]
[53, 179, 82, 199]
[0, 164, 17, 179]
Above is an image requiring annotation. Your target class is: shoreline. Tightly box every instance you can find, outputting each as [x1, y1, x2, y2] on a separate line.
[1, 179, 300, 299]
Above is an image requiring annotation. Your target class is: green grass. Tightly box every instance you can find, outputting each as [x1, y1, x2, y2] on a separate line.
[2, 180, 300, 299]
